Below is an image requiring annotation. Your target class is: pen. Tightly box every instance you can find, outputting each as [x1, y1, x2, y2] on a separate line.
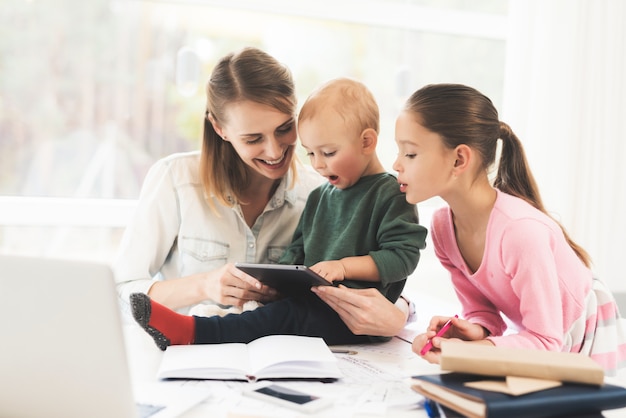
[419, 314, 458, 356]
[330, 349, 358, 355]
[423, 399, 440, 418]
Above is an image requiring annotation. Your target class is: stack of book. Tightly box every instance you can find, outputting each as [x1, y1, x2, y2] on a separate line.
[411, 342, 626, 418]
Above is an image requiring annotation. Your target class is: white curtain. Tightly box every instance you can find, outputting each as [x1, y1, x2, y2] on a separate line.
[502, 0, 626, 291]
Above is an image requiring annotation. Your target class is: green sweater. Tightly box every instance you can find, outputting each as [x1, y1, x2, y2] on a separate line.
[279, 173, 427, 302]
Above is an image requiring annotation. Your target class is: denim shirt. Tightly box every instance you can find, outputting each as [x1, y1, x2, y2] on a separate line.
[113, 151, 322, 313]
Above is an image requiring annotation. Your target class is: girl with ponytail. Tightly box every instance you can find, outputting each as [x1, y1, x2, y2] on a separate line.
[393, 83, 626, 375]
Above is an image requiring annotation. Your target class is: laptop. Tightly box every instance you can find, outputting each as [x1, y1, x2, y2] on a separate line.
[0, 255, 208, 418]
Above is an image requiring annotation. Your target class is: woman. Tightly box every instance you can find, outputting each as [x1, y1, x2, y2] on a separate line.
[114, 47, 413, 336]
[114, 47, 322, 313]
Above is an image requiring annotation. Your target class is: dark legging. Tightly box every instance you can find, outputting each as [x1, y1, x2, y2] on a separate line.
[194, 292, 385, 345]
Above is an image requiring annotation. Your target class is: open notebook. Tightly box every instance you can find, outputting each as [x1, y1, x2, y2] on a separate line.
[0, 255, 208, 418]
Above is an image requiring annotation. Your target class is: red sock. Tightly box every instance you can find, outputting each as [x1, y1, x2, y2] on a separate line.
[142, 299, 196, 345]
[130, 293, 197, 349]
[147, 298, 195, 345]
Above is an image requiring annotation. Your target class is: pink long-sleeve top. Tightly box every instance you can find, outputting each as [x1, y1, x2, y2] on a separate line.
[431, 189, 593, 350]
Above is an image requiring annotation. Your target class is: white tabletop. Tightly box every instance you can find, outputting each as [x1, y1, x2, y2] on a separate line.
[124, 320, 626, 418]
[124, 320, 439, 417]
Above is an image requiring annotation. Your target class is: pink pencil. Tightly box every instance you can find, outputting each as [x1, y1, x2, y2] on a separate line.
[419, 314, 459, 355]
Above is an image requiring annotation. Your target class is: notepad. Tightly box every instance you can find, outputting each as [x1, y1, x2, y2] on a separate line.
[157, 335, 342, 382]
[439, 341, 605, 385]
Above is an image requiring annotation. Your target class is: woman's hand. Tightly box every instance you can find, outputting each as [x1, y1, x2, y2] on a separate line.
[203, 263, 279, 307]
[148, 263, 278, 310]
[311, 285, 407, 336]
[412, 315, 491, 363]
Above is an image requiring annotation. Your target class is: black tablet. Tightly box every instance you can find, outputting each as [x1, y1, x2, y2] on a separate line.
[234, 263, 332, 295]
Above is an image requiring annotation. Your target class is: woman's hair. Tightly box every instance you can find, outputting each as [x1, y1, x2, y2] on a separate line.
[298, 77, 379, 136]
[405, 83, 591, 267]
[200, 47, 298, 207]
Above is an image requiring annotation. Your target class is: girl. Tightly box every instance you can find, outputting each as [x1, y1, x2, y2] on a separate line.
[393, 83, 626, 375]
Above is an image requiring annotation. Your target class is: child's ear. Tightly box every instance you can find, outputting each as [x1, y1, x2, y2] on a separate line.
[361, 128, 378, 154]
[452, 144, 471, 173]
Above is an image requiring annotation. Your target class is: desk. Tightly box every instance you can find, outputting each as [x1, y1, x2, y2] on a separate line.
[124, 321, 440, 417]
[123, 321, 626, 418]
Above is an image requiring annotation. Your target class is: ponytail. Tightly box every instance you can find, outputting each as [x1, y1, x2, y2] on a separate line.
[495, 122, 591, 267]
[494, 122, 544, 210]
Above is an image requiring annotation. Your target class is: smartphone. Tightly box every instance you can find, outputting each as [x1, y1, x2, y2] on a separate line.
[243, 382, 331, 413]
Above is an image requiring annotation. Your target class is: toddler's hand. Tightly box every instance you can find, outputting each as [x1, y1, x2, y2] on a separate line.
[310, 260, 346, 283]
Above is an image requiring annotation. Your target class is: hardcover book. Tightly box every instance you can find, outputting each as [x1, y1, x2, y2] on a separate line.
[412, 373, 626, 418]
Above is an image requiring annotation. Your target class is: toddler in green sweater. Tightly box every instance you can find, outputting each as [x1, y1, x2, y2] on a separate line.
[131, 78, 427, 349]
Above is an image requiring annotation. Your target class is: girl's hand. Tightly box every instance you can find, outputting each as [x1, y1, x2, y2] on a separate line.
[412, 315, 490, 363]
[412, 315, 459, 363]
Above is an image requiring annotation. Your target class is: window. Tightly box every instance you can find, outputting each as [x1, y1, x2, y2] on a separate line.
[0, 0, 507, 261]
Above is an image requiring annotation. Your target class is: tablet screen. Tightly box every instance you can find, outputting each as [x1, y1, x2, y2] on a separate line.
[234, 263, 332, 295]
